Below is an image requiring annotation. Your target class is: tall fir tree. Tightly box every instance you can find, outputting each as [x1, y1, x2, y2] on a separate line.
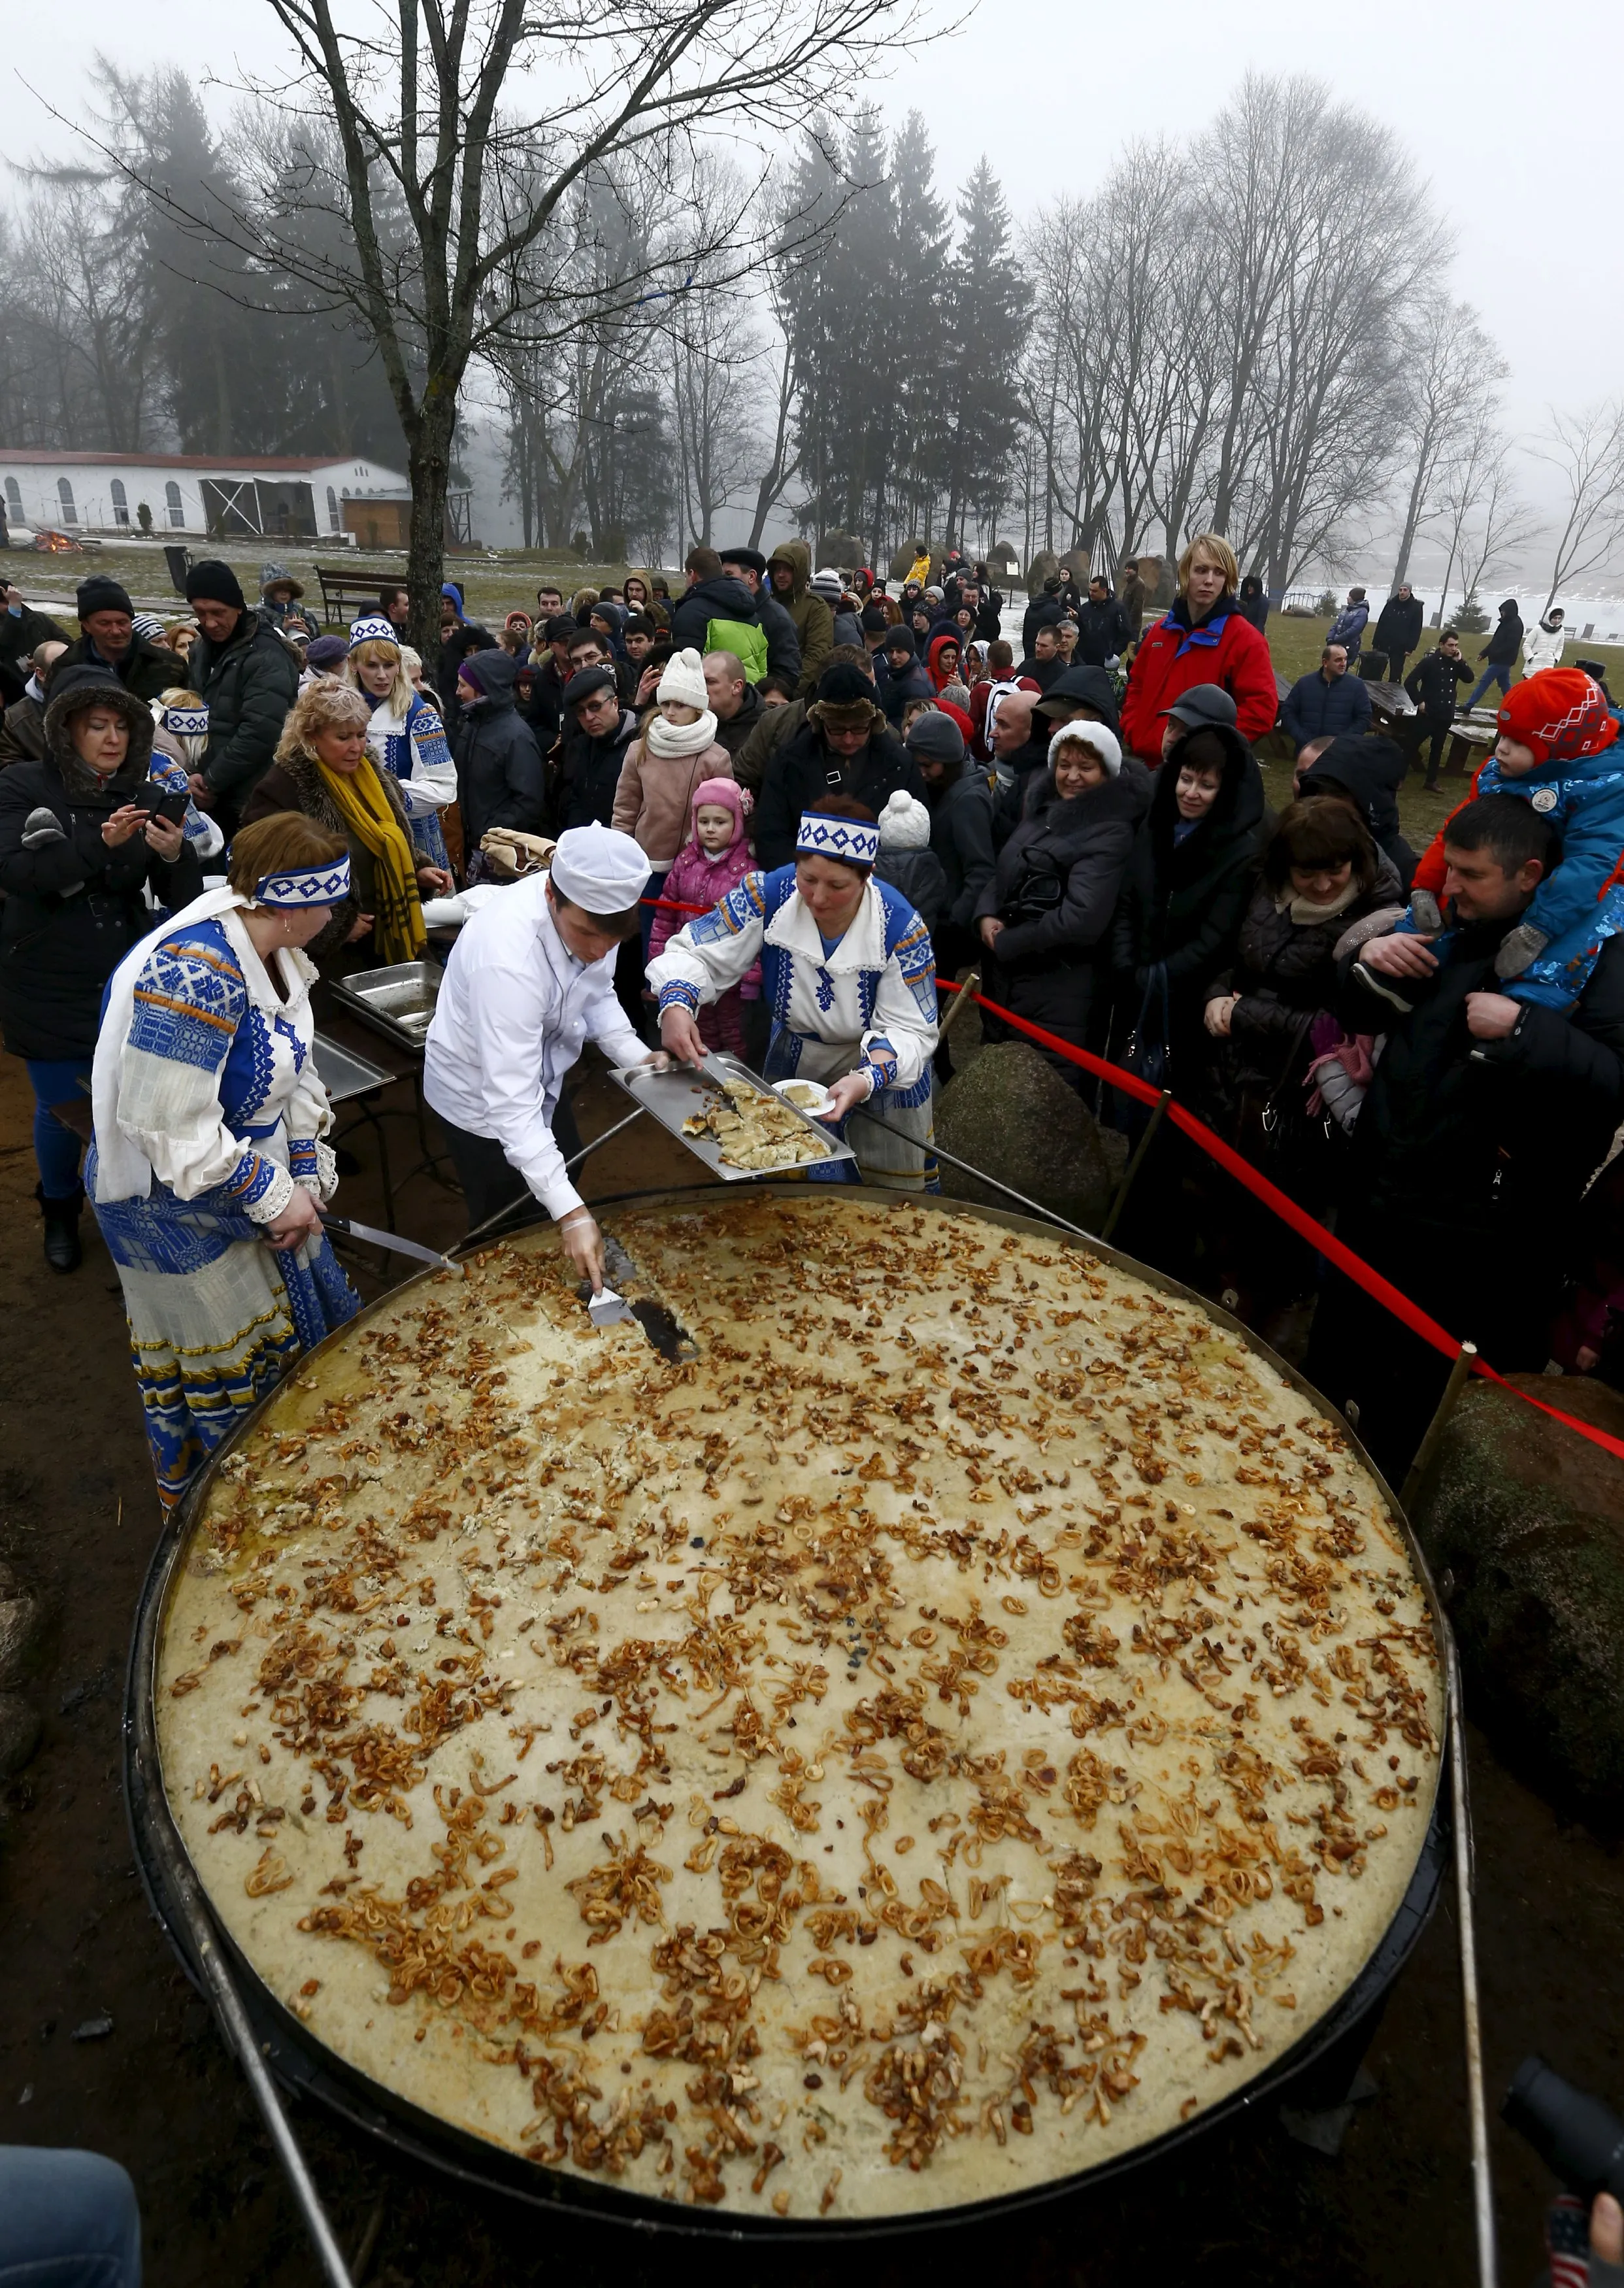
[939, 160, 1032, 548]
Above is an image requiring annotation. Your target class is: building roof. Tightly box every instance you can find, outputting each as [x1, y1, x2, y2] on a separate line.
[0, 450, 376, 473]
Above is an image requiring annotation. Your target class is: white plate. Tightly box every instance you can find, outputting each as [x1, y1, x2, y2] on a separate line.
[773, 1078, 836, 1120]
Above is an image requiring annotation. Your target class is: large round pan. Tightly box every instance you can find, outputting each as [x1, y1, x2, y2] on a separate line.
[125, 1187, 1453, 2240]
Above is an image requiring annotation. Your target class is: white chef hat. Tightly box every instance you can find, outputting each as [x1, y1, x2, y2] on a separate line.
[549, 822, 652, 914]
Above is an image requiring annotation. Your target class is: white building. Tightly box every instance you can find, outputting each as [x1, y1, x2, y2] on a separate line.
[0, 450, 420, 550]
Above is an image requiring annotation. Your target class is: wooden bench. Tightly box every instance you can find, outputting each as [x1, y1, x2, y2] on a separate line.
[1364, 681, 1416, 733]
[1442, 716, 1497, 779]
[312, 564, 404, 630]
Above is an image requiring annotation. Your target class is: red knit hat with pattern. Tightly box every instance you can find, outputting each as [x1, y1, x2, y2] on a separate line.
[1496, 667, 1619, 767]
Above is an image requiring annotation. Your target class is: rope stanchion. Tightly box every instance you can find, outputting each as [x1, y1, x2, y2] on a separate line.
[1100, 1088, 1170, 1243]
[931, 971, 1624, 1469]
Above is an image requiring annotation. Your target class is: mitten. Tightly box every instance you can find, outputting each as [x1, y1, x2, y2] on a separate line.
[1494, 920, 1549, 979]
[21, 807, 67, 849]
[1409, 887, 1442, 934]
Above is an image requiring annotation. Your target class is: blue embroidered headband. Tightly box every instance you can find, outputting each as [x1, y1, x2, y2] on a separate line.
[253, 856, 352, 909]
[161, 703, 208, 737]
[348, 614, 399, 651]
[797, 810, 879, 868]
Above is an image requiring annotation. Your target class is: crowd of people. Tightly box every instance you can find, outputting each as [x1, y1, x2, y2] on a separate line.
[1, 529, 1621, 1519]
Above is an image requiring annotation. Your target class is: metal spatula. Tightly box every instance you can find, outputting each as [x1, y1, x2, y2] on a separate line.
[578, 1234, 697, 1361]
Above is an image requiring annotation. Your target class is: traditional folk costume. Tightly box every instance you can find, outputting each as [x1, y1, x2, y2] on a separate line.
[350, 615, 457, 875]
[647, 808, 940, 1190]
[88, 854, 361, 1511]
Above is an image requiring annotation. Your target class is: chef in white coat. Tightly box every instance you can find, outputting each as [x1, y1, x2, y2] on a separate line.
[424, 822, 665, 1283]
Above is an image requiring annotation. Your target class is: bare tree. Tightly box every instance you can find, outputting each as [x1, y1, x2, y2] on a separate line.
[1430, 411, 1537, 628]
[51, 0, 925, 652]
[1530, 398, 1624, 613]
[1387, 303, 1506, 590]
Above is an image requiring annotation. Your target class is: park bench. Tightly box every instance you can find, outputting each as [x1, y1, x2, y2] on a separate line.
[312, 564, 403, 630]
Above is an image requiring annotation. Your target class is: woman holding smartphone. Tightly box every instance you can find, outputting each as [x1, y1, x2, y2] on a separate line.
[0, 666, 202, 1271]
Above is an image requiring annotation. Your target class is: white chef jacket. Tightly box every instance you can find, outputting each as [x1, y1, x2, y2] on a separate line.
[423, 872, 646, 1219]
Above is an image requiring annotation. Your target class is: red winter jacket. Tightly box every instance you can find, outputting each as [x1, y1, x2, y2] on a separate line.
[1118, 599, 1279, 765]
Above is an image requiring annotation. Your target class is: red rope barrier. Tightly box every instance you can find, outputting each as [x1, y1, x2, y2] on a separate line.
[936, 973, 1624, 1465]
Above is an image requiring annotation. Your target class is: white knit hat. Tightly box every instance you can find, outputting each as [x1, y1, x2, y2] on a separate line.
[656, 646, 708, 711]
[878, 789, 932, 850]
[1048, 720, 1121, 776]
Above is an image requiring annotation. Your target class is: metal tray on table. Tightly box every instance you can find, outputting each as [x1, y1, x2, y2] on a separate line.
[607, 1051, 855, 1180]
[331, 960, 440, 1051]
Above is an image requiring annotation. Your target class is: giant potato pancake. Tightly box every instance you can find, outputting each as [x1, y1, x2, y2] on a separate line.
[157, 1195, 1441, 2221]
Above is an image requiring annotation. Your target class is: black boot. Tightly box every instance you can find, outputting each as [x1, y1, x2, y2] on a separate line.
[36, 1183, 84, 1273]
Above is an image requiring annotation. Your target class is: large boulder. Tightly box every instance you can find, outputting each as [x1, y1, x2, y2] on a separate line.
[1025, 549, 1061, 595]
[889, 542, 940, 584]
[817, 530, 865, 574]
[1412, 1373, 1624, 1826]
[934, 1041, 1125, 1231]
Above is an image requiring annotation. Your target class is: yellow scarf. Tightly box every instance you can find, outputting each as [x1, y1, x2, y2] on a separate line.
[316, 753, 425, 963]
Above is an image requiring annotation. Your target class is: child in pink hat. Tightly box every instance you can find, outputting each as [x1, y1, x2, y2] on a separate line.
[648, 778, 759, 1054]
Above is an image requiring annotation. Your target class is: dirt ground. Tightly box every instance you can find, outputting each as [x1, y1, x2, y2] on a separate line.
[1, 1018, 1620, 2288]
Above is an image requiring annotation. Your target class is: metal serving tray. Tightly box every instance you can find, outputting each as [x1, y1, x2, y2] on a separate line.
[607, 1051, 855, 1181]
[331, 960, 440, 1050]
[310, 1032, 397, 1106]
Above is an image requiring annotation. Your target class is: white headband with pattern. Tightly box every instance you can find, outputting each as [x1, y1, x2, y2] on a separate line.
[254, 856, 352, 909]
[797, 811, 879, 867]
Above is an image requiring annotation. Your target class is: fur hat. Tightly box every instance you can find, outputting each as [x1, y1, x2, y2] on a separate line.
[259, 561, 305, 600]
[1049, 720, 1121, 776]
[878, 790, 931, 850]
[656, 646, 708, 711]
[1496, 667, 1619, 767]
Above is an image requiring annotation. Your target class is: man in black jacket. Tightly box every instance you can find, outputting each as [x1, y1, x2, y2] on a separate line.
[702, 651, 765, 763]
[181, 560, 300, 832]
[1074, 577, 1133, 667]
[1370, 584, 1423, 684]
[50, 575, 176, 706]
[1462, 599, 1523, 713]
[753, 662, 923, 871]
[453, 648, 546, 845]
[1280, 644, 1371, 750]
[667, 547, 798, 688]
[554, 665, 636, 835]
[1404, 631, 1472, 789]
[1304, 794, 1624, 1479]
[0, 580, 67, 707]
[718, 547, 802, 688]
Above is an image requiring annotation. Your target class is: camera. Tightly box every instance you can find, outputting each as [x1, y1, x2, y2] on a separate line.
[1503, 2057, 1624, 2202]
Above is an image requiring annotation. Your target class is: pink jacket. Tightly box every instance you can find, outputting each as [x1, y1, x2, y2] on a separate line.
[649, 779, 761, 996]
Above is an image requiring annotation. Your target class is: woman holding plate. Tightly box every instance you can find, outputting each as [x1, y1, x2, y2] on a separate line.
[647, 796, 940, 1191]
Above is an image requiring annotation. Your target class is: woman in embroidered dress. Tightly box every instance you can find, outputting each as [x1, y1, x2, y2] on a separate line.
[343, 615, 457, 875]
[648, 795, 940, 1191]
[242, 681, 452, 970]
[88, 815, 362, 1511]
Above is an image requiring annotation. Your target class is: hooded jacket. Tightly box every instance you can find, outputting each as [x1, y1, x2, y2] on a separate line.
[1110, 724, 1267, 1011]
[1235, 578, 1270, 634]
[448, 649, 547, 845]
[556, 692, 638, 837]
[1119, 594, 1278, 764]
[877, 635, 935, 725]
[1482, 601, 1525, 667]
[1297, 735, 1413, 883]
[926, 631, 965, 694]
[752, 704, 923, 872]
[767, 542, 835, 698]
[186, 608, 301, 804]
[1073, 594, 1133, 666]
[975, 765, 1141, 1049]
[0, 677, 202, 1059]
[1373, 592, 1423, 660]
[669, 573, 802, 687]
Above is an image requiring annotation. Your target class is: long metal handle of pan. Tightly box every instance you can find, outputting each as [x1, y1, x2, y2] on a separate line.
[850, 1103, 1101, 1242]
[456, 1106, 648, 1253]
[160, 1833, 357, 2287]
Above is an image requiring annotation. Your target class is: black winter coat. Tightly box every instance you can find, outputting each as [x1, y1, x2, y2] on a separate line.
[0, 688, 202, 1060]
[1203, 855, 1402, 1120]
[929, 766, 997, 930]
[1296, 736, 1414, 886]
[437, 618, 495, 713]
[188, 610, 301, 802]
[1110, 726, 1266, 1047]
[1405, 648, 1472, 718]
[1338, 921, 1624, 1252]
[1373, 594, 1423, 658]
[878, 659, 934, 724]
[1021, 593, 1065, 657]
[452, 652, 547, 844]
[555, 707, 637, 835]
[875, 847, 949, 935]
[753, 712, 923, 873]
[1073, 596, 1132, 665]
[0, 603, 66, 693]
[976, 770, 1140, 1047]
[1235, 581, 1270, 633]
[1483, 605, 1524, 666]
[50, 631, 179, 707]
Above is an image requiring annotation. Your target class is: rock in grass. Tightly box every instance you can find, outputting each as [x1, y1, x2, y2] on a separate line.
[934, 1041, 1123, 1231]
[1412, 1373, 1624, 1826]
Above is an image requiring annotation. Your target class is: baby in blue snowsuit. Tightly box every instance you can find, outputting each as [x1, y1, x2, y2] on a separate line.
[1397, 666, 1624, 1008]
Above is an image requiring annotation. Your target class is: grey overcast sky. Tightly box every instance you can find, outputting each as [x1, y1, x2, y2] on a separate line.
[12, 0, 1623, 586]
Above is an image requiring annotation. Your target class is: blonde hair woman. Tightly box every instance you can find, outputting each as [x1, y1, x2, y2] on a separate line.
[148, 688, 225, 861]
[342, 614, 456, 873]
[88, 811, 361, 1510]
[241, 681, 450, 967]
[1118, 530, 1277, 766]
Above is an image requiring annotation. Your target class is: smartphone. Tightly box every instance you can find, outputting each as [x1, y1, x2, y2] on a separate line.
[135, 784, 190, 827]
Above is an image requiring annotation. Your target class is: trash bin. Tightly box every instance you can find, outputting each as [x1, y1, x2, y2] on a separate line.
[163, 545, 192, 596]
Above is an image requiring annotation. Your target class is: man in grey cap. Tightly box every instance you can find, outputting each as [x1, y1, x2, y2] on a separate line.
[1157, 681, 1238, 762]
